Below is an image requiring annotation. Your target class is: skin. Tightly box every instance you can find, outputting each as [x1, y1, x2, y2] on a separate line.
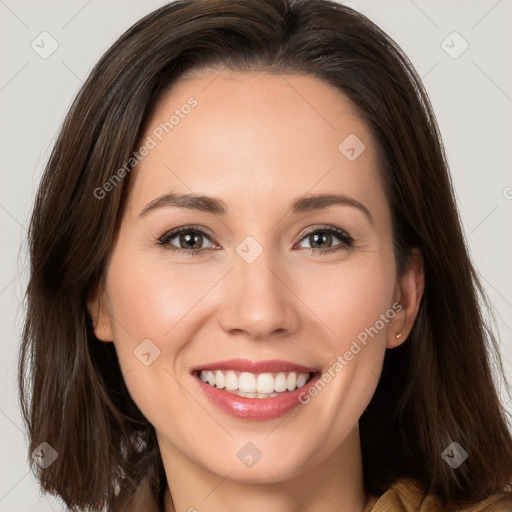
[89, 69, 424, 512]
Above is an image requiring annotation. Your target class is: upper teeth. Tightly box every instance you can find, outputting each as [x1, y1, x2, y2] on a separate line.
[199, 370, 311, 393]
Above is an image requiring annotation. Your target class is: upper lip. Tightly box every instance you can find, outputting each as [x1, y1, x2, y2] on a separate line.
[191, 358, 319, 374]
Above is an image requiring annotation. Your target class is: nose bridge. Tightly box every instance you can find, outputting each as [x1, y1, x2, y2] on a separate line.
[218, 236, 299, 338]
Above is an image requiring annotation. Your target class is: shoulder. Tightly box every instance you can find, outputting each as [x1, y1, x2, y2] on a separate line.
[370, 478, 512, 512]
[369, 478, 439, 512]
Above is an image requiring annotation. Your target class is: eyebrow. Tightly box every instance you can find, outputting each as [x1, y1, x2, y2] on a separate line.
[138, 192, 373, 223]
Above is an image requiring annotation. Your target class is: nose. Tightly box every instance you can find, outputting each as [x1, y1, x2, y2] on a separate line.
[218, 246, 300, 340]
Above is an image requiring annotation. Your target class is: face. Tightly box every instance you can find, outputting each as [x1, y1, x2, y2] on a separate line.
[90, 69, 420, 484]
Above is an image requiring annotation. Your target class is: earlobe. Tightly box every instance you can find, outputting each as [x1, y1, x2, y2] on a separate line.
[387, 248, 425, 349]
[86, 282, 114, 342]
[387, 308, 406, 349]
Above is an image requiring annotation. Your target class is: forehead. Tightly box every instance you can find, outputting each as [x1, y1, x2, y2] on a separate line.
[126, 70, 386, 219]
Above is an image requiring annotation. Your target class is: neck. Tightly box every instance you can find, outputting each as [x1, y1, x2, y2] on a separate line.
[160, 425, 378, 512]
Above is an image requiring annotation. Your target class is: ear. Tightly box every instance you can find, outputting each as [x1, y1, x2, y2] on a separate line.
[86, 280, 114, 342]
[387, 248, 424, 349]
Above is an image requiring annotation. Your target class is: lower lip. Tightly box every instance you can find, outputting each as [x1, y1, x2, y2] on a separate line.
[194, 372, 321, 420]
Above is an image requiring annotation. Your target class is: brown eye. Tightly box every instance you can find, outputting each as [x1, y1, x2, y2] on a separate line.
[308, 231, 334, 249]
[296, 226, 354, 253]
[176, 232, 204, 250]
[159, 226, 217, 253]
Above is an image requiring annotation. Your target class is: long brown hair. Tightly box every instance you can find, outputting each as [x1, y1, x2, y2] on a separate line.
[19, 0, 512, 510]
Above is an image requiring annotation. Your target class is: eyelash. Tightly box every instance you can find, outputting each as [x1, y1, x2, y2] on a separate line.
[157, 224, 354, 256]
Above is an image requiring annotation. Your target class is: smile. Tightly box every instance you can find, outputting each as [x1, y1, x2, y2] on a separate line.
[191, 359, 321, 420]
[197, 370, 313, 398]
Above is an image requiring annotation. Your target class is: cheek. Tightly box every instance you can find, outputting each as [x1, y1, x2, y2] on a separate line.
[102, 251, 218, 410]
[106, 250, 218, 347]
[295, 254, 396, 350]
[290, 251, 396, 420]
[293, 265, 394, 443]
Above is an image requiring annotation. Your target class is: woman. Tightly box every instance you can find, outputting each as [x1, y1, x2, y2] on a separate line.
[19, 0, 512, 511]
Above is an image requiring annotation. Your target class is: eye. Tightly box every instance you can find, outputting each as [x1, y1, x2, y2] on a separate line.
[295, 226, 354, 254]
[157, 224, 354, 256]
[158, 225, 218, 254]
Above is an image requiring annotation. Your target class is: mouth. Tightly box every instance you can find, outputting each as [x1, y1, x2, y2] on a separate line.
[190, 359, 321, 420]
[194, 369, 315, 398]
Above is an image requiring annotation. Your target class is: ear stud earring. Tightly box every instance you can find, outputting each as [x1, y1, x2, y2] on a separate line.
[396, 333, 402, 339]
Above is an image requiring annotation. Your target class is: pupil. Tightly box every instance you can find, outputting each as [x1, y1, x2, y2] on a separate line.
[180, 232, 202, 249]
[311, 232, 331, 249]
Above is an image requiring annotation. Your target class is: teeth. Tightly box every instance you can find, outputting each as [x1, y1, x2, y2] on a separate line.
[215, 370, 225, 389]
[297, 373, 307, 388]
[225, 371, 238, 391]
[198, 370, 312, 395]
[256, 373, 274, 394]
[239, 372, 256, 393]
[275, 372, 288, 392]
[286, 372, 297, 391]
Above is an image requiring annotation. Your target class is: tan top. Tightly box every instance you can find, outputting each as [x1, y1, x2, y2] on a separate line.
[369, 478, 512, 512]
[123, 476, 512, 512]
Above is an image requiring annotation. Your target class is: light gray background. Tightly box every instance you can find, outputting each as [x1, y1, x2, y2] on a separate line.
[1, 0, 511, 510]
